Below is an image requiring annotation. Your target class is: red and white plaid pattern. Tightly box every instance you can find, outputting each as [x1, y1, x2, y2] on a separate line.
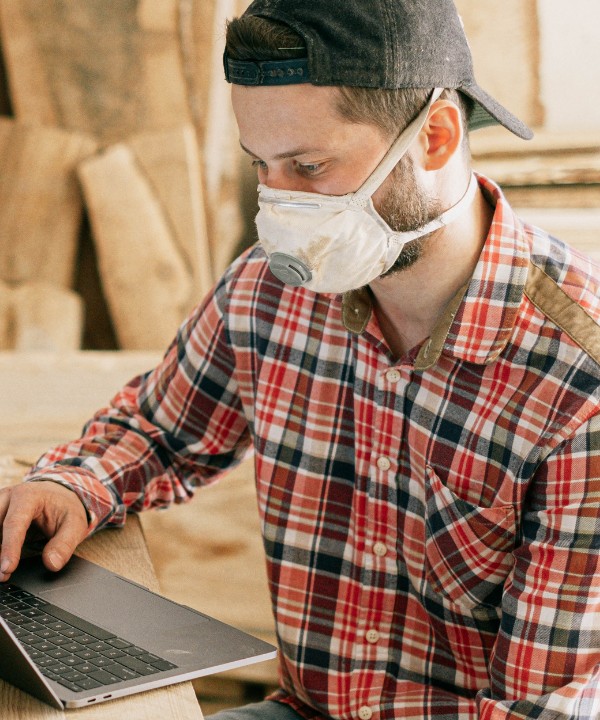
[27, 176, 600, 720]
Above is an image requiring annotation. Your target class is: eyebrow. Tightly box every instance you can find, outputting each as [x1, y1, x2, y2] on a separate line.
[240, 142, 324, 160]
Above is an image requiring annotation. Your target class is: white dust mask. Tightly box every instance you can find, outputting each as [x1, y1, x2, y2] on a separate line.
[256, 87, 479, 294]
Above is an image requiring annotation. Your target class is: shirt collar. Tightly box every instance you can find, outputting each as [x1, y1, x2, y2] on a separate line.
[341, 174, 531, 369]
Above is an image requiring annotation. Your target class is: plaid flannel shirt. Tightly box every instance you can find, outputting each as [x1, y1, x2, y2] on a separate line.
[26, 175, 600, 720]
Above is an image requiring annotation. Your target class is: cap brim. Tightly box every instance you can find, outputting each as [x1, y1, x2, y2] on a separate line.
[460, 83, 534, 140]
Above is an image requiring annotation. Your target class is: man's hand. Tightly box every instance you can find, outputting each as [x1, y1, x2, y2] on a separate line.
[0, 481, 89, 582]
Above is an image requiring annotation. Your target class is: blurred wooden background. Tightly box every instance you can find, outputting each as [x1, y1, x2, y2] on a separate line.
[1, 0, 600, 715]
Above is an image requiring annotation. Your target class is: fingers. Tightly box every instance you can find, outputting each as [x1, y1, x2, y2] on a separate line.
[0, 485, 38, 581]
[42, 498, 88, 573]
[0, 482, 89, 581]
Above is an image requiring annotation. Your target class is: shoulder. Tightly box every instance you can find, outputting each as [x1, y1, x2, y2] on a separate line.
[523, 222, 600, 367]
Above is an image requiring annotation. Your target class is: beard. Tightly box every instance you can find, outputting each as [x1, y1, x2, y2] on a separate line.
[374, 154, 443, 277]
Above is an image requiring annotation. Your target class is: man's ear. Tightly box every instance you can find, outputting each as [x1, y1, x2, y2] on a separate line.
[420, 100, 463, 171]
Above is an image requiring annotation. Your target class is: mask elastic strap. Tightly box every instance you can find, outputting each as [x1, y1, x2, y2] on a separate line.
[350, 88, 444, 209]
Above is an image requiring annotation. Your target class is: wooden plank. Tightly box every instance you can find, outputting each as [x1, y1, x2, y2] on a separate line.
[471, 127, 600, 158]
[0, 280, 11, 349]
[11, 282, 83, 351]
[515, 208, 600, 260]
[473, 152, 600, 187]
[78, 145, 194, 350]
[127, 125, 214, 305]
[0, 0, 192, 146]
[0, 460, 203, 719]
[455, 0, 542, 128]
[0, 351, 162, 457]
[183, 0, 245, 276]
[502, 185, 600, 209]
[0, 119, 97, 287]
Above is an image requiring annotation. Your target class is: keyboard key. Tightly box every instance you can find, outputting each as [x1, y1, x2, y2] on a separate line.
[10, 590, 34, 600]
[150, 659, 178, 671]
[19, 634, 41, 645]
[63, 670, 86, 682]
[76, 677, 103, 690]
[20, 608, 45, 618]
[46, 621, 74, 633]
[137, 653, 160, 663]
[100, 648, 125, 659]
[36, 657, 60, 668]
[34, 629, 59, 640]
[124, 646, 145, 656]
[62, 628, 85, 639]
[90, 656, 117, 668]
[55, 677, 84, 692]
[31, 641, 57, 653]
[106, 638, 132, 649]
[21, 622, 43, 632]
[117, 656, 160, 675]
[73, 662, 96, 673]
[24, 649, 45, 660]
[50, 664, 71, 675]
[4, 601, 30, 611]
[102, 664, 139, 681]
[62, 642, 85, 653]
[0, 609, 20, 619]
[75, 649, 100, 661]
[61, 655, 83, 667]
[50, 636, 73, 646]
[7, 616, 31, 626]
[87, 669, 121, 685]
[42, 670, 62, 682]
[35, 615, 56, 624]
[88, 641, 110, 652]
[72, 634, 96, 644]
[47, 647, 70, 659]
[9, 626, 30, 637]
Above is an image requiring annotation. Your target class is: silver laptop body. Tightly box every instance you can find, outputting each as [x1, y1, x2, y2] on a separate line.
[0, 555, 277, 709]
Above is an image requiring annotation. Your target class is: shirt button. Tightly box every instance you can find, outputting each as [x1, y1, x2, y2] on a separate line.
[365, 629, 380, 644]
[386, 368, 401, 382]
[373, 542, 388, 557]
[376, 456, 391, 471]
[358, 706, 373, 720]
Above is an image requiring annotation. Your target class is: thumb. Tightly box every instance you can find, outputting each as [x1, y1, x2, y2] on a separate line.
[41, 514, 88, 572]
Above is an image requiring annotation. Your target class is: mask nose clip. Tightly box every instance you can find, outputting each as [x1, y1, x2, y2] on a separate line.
[269, 252, 313, 287]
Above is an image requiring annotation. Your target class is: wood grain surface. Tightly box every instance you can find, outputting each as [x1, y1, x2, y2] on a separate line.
[0, 458, 203, 719]
[78, 145, 193, 351]
[0, 118, 97, 288]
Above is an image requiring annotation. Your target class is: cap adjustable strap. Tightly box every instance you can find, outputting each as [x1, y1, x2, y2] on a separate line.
[225, 55, 310, 86]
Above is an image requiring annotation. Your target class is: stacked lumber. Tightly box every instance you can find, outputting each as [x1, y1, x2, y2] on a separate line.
[0, 0, 248, 351]
[0, 119, 96, 349]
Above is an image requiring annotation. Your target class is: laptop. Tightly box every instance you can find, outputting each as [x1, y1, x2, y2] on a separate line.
[0, 554, 277, 709]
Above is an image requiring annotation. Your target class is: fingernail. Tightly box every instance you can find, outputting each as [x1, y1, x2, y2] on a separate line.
[47, 552, 62, 570]
[0, 557, 10, 574]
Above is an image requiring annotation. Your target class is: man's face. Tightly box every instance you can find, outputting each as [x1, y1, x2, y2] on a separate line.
[232, 82, 440, 274]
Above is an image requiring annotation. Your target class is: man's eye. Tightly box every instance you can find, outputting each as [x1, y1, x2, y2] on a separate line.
[251, 159, 268, 170]
[299, 163, 322, 174]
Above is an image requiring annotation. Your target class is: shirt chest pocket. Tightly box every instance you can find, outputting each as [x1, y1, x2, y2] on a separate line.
[424, 466, 516, 610]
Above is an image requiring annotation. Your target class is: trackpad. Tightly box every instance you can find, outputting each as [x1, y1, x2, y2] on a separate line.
[38, 576, 208, 638]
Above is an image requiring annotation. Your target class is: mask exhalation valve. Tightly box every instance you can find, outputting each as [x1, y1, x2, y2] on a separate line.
[269, 253, 313, 286]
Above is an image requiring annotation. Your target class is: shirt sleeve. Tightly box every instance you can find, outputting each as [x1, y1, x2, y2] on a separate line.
[23, 270, 252, 535]
[477, 412, 600, 720]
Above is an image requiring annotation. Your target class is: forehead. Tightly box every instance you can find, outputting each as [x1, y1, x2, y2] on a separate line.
[231, 83, 383, 158]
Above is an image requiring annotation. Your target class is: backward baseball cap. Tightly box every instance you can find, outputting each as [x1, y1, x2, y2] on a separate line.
[225, 0, 534, 141]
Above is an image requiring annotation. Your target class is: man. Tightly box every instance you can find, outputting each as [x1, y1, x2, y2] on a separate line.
[2, 1, 600, 719]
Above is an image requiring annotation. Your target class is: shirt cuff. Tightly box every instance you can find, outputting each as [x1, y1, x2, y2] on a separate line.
[23, 468, 117, 536]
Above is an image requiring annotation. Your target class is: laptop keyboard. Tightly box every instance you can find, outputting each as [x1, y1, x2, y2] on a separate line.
[0, 582, 178, 693]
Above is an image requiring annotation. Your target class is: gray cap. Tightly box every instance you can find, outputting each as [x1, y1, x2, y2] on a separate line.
[225, 0, 533, 140]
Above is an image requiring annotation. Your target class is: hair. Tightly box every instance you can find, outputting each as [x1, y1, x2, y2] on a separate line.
[226, 16, 474, 152]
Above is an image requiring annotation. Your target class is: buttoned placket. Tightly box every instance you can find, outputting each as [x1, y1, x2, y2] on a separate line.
[349, 342, 410, 720]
